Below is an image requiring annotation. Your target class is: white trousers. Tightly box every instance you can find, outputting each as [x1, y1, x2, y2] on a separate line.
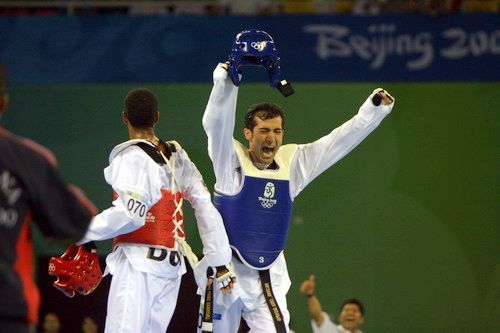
[200, 255, 291, 333]
[104, 253, 182, 333]
[211, 296, 290, 333]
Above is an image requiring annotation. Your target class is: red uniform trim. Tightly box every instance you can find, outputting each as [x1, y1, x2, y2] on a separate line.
[13, 212, 40, 324]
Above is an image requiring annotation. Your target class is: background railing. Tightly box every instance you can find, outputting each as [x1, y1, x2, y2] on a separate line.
[0, 0, 498, 16]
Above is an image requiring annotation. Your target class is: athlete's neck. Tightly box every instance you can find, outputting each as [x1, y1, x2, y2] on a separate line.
[248, 152, 271, 170]
[253, 161, 271, 170]
[129, 127, 158, 145]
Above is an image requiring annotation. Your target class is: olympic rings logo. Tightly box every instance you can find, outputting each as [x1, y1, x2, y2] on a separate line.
[251, 41, 268, 51]
[261, 202, 274, 209]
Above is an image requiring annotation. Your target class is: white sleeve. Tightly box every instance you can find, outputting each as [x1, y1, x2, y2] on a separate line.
[78, 147, 162, 244]
[290, 92, 394, 198]
[202, 64, 241, 193]
[311, 312, 339, 333]
[176, 147, 232, 267]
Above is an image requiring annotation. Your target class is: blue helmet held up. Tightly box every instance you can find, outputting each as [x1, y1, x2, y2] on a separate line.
[228, 29, 282, 88]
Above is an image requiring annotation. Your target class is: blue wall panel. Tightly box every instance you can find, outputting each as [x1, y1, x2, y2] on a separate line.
[1, 14, 499, 84]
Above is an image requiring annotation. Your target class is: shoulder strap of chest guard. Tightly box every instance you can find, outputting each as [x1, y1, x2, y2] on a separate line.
[135, 140, 176, 164]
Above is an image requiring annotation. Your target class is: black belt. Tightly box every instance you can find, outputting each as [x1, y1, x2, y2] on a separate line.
[200, 268, 215, 333]
[231, 250, 286, 332]
[258, 269, 286, 333]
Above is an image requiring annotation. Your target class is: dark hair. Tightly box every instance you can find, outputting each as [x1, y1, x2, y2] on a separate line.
[244, 102, 285, 131]
[340, 298, 365, 316]
[124, 88, 158, 129]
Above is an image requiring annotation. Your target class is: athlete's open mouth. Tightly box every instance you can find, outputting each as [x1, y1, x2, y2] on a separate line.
[262, 146, 274, 154]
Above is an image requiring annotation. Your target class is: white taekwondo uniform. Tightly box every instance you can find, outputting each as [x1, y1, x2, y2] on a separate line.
[201, 64, 393, 333]
[79, 139, 231, 333]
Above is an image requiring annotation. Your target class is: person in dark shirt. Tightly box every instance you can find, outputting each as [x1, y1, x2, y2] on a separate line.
[0, 65, 95, 333]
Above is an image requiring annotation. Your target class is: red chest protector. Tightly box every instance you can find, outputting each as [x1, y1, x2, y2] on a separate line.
[113, 189, 185, 249]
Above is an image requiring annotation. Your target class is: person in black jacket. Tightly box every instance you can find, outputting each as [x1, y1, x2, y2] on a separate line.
[0, 65, 95, 333]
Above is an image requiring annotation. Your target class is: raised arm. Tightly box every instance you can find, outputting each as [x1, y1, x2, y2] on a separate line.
[176, 145, 236, 293]
[176, 146, 232, 267]
[291, 88, 395, 197]
[202, 63, 240, 192]
[300, 275, 326, 327]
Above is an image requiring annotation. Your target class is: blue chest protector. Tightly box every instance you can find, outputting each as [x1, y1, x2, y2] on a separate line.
[214, 175, 293, 269]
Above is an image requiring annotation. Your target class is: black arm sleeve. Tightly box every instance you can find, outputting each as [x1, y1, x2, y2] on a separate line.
[0, 134, 93, 241]
[29, 159, 92, 241]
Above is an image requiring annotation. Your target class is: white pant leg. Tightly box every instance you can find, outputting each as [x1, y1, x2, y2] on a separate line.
[242, 286, 290, 333]
[104, 256, 148, 333]
[148, 274, 181, 333]
[202, 297, 243, 333]
[104, 252, 181, 333]
[203, 254, 291, 333]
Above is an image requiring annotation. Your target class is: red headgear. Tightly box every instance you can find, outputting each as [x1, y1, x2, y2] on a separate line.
[48, 244, 102, 297]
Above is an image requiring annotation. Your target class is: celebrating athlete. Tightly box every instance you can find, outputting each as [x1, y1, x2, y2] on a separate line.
[201, 56, 395, 332]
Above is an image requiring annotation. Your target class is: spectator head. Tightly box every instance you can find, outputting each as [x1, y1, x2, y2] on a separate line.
[42, 312, 61, 333]
[81, 316, 98, 333]
[339, 298, 365, 331]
